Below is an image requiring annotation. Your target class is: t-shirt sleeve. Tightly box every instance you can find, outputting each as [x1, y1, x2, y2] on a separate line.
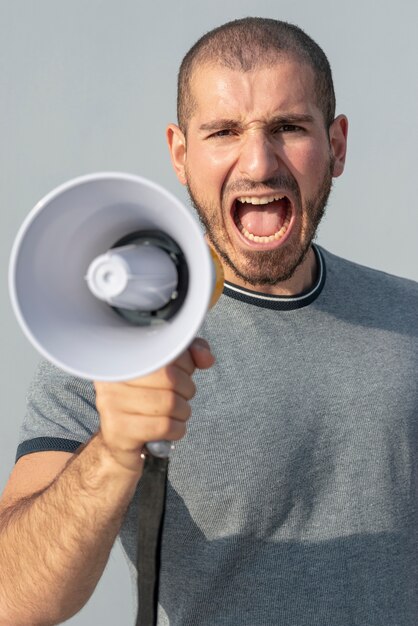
[16, 359, 99, 463]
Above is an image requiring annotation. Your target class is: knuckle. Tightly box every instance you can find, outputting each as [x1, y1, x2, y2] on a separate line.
[95, 394, 112, 418]
[163, 364, 178, 388]
[95, 382, 118, 403]
[187, 379, 197, 399]
[174, 395, 192, 420]
[155, 395, 192, 423]
[153, 416, 174, 439]
[170, 422, 188, 442]
[96, 395, 120, 421]
[158, 390, 177, 415]
[184, 404, 192, 420]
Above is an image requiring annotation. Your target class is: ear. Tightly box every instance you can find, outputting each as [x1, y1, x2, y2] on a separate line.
[329, 114, 348, 178]
[166, 124, 187, 185]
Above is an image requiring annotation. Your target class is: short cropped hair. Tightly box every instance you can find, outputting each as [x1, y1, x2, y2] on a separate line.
[177, 17, 336, 132]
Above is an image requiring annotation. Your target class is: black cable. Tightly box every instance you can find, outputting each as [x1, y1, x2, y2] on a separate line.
[135, 455, 169, 626]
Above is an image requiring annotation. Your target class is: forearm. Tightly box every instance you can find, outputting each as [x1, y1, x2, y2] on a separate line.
[0, 433, 142, 626]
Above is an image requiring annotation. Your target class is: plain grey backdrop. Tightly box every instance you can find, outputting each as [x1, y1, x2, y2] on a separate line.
[1, 0, 417, 623]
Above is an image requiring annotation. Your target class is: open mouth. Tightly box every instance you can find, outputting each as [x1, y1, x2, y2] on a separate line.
[232, 194, 293, 244]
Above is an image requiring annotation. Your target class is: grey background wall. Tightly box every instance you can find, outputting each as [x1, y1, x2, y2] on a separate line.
[1, 0, 417, 623]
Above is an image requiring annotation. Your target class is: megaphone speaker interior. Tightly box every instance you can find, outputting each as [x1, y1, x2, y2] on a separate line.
[9, 172, 214, 381]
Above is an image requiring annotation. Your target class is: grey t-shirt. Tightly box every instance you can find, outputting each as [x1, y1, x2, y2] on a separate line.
[17, 246, 418, 625]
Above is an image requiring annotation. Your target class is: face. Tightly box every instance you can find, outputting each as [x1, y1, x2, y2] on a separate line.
[168, 58, 347, 291]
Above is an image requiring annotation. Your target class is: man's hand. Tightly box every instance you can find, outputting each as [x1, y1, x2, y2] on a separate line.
[0, 341, 215, 626]
[94, 337, 215, 473]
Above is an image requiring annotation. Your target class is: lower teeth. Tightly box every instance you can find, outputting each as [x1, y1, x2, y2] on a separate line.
[237, 218, 290, 243]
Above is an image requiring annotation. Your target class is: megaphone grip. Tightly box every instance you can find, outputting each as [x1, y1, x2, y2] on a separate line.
[145, 440, 174, 458]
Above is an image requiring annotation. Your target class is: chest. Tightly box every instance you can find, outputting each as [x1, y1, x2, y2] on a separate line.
[169, 310, 418, 539]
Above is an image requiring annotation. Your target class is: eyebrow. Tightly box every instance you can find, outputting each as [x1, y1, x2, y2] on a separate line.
[199, 119, 241, 132]
[198, 114, 315, 132]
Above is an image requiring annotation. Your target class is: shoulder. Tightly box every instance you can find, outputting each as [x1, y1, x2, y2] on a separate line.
[319, 245, 418, 295]
[25, 359, 97, 435]
[318, 246, 418, 327]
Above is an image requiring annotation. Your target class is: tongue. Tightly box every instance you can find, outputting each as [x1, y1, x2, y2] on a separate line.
[236, 200, 287, 236]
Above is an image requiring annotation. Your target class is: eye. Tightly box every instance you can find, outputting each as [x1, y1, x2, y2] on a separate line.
[273, 124, 303, 134]
[209, 129, 236, 138]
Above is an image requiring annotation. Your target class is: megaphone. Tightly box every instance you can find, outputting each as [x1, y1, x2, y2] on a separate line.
[9, 172, 223, 387]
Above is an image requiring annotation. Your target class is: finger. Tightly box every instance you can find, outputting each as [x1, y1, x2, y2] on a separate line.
[173, 348, 196, 376]
[124, 365, 196, 400]
[110, 414, 189, 443]
[97, 385, 192, 421]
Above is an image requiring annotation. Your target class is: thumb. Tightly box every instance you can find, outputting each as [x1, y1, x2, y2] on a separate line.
[189, 337, 215, 370]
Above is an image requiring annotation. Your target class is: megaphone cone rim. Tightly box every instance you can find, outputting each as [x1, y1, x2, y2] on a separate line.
[9, 172, 214, 381]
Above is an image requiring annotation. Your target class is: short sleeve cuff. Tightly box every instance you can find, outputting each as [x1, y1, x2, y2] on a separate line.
[16, 437, 84, 463]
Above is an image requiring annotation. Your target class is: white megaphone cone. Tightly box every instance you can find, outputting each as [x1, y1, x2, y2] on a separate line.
[9, 172, 224, 456]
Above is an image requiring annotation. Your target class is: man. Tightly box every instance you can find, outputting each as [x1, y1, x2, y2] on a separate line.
[1, 17, 418, 626]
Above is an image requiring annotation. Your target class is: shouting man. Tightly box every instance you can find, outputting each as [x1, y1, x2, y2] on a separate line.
[1, 17, 418, 626]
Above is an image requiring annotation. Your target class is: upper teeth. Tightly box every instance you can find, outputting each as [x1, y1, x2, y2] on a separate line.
[236, 194, 285, 205]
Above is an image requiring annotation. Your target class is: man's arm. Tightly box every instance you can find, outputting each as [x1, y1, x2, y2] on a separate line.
[0, 338, 214, 626]
[0, 437, 141, 626]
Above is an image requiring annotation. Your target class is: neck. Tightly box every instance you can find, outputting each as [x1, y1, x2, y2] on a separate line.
[223, 246, 318, 296]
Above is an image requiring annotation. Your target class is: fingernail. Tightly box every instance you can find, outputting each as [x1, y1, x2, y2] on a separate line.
[193, 338, 211, 352]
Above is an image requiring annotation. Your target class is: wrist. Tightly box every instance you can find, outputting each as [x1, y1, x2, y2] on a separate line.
[92, 430, 145, 479]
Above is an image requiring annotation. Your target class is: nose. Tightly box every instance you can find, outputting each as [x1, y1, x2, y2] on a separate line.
[237, 131, 279, 182]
